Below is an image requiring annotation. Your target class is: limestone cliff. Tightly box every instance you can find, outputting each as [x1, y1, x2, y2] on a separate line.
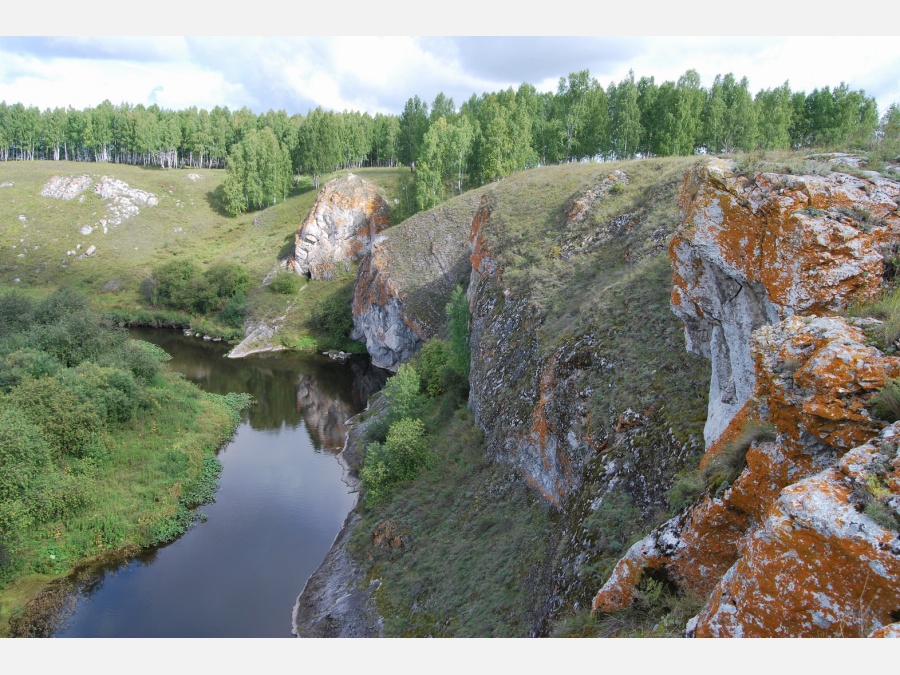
[350, 193, 481, 371]
[291, 174, 390, 281]
[594, 157, 900, 637]
[671, 157, 900, 446]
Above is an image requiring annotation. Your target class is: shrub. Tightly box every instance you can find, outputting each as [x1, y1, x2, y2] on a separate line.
[414, 339, 448, 397]
[360, 417, 429, 504]
[0, 290, 34, 339]
[445, 285, 470, 380]
[383, 364, 427, 423]
[309, 283, 354, 340]
[0, 349, 61, 391]
[871, 378, 900, 421]
[204, 261, 251, 301]
[268, 271, 301, 295]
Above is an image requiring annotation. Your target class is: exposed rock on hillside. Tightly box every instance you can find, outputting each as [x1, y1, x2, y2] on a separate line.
[291, 174, 390, 281]
[671, 157, 900, 446]
[466, 163, 707, 508]
[594, 158, 900, 637]
[350, 193, 482, 371]
[41, 175, 92, 200]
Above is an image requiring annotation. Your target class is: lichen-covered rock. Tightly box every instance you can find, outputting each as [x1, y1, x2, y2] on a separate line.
[671, 157, 900, 446]
[694, 423, 900, 638]
[593, 314, 900, 628]
[292, 174, 390, 281]
[350, 192, 481, 371]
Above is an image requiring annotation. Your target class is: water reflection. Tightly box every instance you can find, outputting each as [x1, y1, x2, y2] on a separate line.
[51, 329, 387, 638]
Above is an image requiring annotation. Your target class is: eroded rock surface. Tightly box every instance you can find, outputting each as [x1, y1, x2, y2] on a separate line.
[594, 159, 900, 638]
[350, 193, 480, 371]
[291, 174, 390, 281]
[671, 157, 900, 446]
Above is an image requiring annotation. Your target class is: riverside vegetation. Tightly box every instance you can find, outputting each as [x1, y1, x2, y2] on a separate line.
[0, 288, 251, 635]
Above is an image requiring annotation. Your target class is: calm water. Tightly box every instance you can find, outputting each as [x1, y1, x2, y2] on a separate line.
[53, 329, 385, 638]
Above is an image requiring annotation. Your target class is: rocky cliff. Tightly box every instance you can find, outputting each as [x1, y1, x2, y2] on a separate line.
[350, 193, 482, 371]
[594, 157, 900, 637]
[291, 174, 390, 281]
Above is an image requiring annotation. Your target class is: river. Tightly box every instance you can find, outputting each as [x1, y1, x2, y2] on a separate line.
[52, 328, 386, 637]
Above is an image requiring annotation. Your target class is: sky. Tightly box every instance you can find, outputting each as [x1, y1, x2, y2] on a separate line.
[1, 31, 899, 119]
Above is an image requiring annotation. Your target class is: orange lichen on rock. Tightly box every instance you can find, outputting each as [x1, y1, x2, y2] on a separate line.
[694, 423, 900, 637]
[294, 173, 390, 280]
[753, 316, 900, 450]
[593, 312, 900, 633]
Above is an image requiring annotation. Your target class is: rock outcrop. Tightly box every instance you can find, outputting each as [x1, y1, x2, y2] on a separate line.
[350, 193, 481, 371]
[291, 174, 390, 281]
[671, 157, 900, 446]
[594, 158, 900, 637]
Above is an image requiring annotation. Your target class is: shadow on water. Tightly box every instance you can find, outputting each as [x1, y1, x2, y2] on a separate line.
[19, 328, 388, 638]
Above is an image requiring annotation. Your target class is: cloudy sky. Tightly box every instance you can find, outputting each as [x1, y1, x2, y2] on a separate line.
[2, 25, 899, 119]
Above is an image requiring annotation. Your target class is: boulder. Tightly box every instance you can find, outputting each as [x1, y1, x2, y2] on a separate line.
[291, 174, 390, 281]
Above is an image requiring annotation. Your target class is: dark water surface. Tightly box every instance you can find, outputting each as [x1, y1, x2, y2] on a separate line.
[54, 329, 385, 638]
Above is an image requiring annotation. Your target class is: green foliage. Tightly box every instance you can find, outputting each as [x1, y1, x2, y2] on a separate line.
[667, 419, 776, 511]
[383, 364, 427, 423]
[445, 285, 471, 380]
[0, 290, 34, 339]
[151, 259, 250, 316]
[222, 127, 293, 215]
[414, 339, 449, 397]
[308, 282, 354, 345]
[268, 271, 301, 295]
[871, 377, 900, 422]
[10, 376, 105, 459]
[360, 418, 429, 504]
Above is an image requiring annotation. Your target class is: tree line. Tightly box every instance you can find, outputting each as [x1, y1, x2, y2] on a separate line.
[1, 69, 897, 216]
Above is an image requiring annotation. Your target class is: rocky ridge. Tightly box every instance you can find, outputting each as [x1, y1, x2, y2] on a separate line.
[350, 192, 482, 371]
[594, 157, 900, 637]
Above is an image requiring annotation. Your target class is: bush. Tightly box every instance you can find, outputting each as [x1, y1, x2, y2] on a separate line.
[268, 271, 301, 295]
[205, 261, 251, 301]
[360, 417, 429, 504]
[871, 378, 900, 421]
[309, 283, 354, 340]
[0, 290, 34, 339]
[445, 285, 470, 380]
[414, 339, 449, 397]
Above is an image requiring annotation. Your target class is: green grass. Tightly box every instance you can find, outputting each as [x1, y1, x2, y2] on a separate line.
[0, 162, 405, 347]
[350, 401, 555, 637]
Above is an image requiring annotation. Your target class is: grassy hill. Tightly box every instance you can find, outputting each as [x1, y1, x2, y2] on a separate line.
[0, 161, 404, 348]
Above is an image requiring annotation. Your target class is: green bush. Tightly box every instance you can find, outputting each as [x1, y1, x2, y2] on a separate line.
[360, 417, 429, 504]
[0, 290, 34, 339]
[0, 349, 61, 391]
[414, 339, 449, 397]
[445, 285, 471, 380]
[309, 283, 354, 340]
[269, 271, 302, 295]
[871, 378, 900, 421]
[9, 376, 105, 459]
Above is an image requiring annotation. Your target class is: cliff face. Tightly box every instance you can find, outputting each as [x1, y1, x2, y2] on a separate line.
[350, 193, 482, 371]
[465, 162, 708, 509]
[594, 157, 900, 637]
[291, 174, 390, 281]
[671, 157, 899, 446]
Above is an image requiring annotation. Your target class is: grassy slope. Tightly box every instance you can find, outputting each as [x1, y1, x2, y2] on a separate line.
[0, 162, 403, 348]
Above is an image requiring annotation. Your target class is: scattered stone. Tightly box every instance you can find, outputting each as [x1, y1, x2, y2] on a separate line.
[17, 214, 26, 222]
[12, 278, 20, 283]
[0, 182, 12, 188]
[187, 173, 202, 181]
[101, 279, 121, 292]
[80, 225, 93, 235]
[85, 245, 96, 256]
